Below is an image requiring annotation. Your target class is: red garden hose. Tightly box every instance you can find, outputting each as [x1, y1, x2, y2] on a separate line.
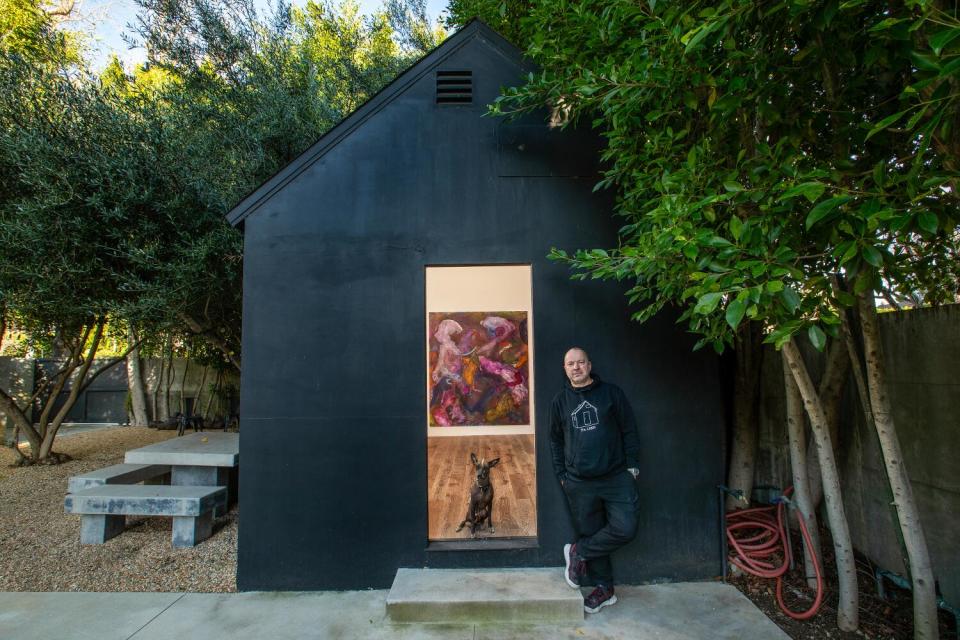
[726, 488, 825, 619]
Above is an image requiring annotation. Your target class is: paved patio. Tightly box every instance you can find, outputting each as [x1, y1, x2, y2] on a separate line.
[0, 581, 789, 640]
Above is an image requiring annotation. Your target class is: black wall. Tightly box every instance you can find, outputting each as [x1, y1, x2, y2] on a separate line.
[236, 25, 725, 590]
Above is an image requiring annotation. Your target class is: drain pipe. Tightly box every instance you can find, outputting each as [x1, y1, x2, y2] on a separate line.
[717, 485, 748, 582]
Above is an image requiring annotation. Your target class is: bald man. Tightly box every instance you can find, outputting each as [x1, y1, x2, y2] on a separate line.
[549, 347, 641, 614]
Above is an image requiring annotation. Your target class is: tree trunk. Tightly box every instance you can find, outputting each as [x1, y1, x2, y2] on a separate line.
[179, 358, 190, 413]
[36, 325, 90, 437]
[158, 346, 166, 419]
[194, 365, 209, 418]
[783, 352, 823, 590]
[0, 386, 40, 453]
[726, 322, 762, 509]
[164, 337, 173, 418]
[3, 318, 133, 463]
[38, 319, 105, 460]
[151, 355, 160, 421]
[203, 369, 221, 419]
[782, 338, 858, 632]
[806, 338, 849, 509]
[126, 327, 149, 426]
[155, 348, 169, 421]
[7, 424, 27, 464]
[857, 294, 938, 640]
[0, 302, 7, 353]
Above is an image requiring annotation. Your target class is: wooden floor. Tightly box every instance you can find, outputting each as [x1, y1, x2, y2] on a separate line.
[427, 435, 537, 541]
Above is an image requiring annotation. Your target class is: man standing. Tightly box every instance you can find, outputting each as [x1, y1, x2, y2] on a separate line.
[549, 347, 641, 614]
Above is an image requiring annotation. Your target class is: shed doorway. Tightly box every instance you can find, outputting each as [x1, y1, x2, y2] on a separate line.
[425, 266, 538, 544]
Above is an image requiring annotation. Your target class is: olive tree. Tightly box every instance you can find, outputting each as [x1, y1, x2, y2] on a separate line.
[0, 0, 443, 461]
[0, 6, 142, 462]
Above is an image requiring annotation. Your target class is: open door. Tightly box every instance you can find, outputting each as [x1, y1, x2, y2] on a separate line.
[425, 266, 537, 544]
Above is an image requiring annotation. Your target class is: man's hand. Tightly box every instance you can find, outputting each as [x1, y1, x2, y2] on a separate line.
[628, 467, 639, 480]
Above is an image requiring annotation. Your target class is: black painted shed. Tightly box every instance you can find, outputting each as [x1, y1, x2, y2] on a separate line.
[227, 20, 725, 591]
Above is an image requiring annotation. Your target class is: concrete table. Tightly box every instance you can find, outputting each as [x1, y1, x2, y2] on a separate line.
[125, 432, 239, 516]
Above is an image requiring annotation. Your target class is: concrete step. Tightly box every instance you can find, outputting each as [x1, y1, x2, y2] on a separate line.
[385, 567, 583, 624]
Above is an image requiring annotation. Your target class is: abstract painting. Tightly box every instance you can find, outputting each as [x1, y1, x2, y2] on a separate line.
[428, 311, 529, 426]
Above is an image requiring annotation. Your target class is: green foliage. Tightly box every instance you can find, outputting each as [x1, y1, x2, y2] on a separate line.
[385, 0, 447, 53]
[117, 0, 441, 362]
[0, 0, 442, 370]
[0, 0, 440, 458]
[0, 11, 133, 333]
[0, 0, 79, 64]
[445, 0, 532, 46]
[487, 0, 959, 351]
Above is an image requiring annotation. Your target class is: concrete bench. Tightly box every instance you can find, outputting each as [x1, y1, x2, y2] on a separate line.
[67, 463, 171, 494]
[64, 485, 226, 547]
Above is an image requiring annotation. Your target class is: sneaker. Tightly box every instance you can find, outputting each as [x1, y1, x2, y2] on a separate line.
[563, 543, 586, 588]
[584, 585, 617, 614]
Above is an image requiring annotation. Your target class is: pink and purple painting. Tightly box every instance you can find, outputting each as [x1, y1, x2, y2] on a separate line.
[428, 311, 530, 426]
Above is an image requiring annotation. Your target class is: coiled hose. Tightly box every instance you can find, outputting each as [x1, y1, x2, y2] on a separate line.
[726, 488, 825, 619]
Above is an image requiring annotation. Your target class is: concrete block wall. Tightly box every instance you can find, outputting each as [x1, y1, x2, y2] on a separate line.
[139, 359, 239, 419]
[753, 304, 960, 604]
[0, 356, 239, 431]
[848, 306, 960, 604]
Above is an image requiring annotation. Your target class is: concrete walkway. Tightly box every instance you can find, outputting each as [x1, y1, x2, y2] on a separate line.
[0, 582, 789, 640]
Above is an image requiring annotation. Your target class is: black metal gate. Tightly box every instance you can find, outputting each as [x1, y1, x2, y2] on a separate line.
[33, 359, 128, 424]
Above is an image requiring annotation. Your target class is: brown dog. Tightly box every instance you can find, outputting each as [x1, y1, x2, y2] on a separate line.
[456, 453, 500, 537]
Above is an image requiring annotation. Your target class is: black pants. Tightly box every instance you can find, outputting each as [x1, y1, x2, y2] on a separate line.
[563, 470, 640, 587]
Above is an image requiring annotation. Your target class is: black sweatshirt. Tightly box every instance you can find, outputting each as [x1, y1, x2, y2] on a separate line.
[549, 374, 641, 481]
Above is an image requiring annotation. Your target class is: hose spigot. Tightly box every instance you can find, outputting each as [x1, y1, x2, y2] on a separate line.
[718, 485, 748, 504]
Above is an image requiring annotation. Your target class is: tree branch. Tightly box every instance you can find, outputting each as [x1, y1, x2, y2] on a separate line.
[36, 321, 92, 431]
[0, 385, 41, 450]
[76, 336, 142, 396]
[45, 0, 76, 18]
[880, 288, 903, 311]
[180, 312, 241, 371]
[0, 302, 7, 353]
[49, 318, 105, 432]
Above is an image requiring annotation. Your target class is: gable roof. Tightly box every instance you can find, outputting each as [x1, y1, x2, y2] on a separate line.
[225, 19, 530, 227]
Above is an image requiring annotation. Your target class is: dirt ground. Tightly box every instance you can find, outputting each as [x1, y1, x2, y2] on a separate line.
[726, 523, 957, 640]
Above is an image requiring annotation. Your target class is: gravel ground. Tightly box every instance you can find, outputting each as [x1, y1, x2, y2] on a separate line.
[0, 426, 237, 592]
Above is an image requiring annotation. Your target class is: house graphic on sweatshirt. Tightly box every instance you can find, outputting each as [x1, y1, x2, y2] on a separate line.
[571, 400, 599, 431]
